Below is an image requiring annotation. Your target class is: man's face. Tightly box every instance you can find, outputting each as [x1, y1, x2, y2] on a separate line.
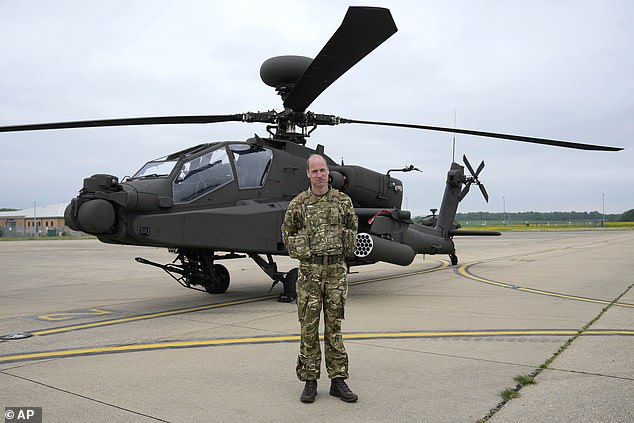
[307, 156, 329, 190]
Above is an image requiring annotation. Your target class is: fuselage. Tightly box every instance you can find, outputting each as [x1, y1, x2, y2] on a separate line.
[65, 136, 405, 255]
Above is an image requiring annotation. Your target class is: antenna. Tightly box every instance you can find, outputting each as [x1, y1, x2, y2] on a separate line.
[452, 109, 457, 163]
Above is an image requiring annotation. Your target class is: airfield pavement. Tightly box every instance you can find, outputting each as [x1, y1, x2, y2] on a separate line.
[0, 230, 633, 422]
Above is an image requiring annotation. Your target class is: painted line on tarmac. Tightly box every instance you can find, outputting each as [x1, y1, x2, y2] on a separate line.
[20, 261, 448, 337]
[29, 296, 278, 336]
[456, 262, 634, 308]
[36, 308, 113, 321]
[2, 328, 633, 365]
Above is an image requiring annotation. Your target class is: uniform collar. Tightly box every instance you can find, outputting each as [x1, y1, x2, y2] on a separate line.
[307, 187, 332, 204]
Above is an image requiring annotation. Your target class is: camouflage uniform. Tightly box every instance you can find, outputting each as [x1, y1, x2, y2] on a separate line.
[282, 187, 358, 381]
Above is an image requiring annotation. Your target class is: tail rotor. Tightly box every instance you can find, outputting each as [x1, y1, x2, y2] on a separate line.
[458, 155, 489, 203]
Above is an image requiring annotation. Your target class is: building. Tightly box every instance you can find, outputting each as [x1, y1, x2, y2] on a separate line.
[0, 203, 72, 237]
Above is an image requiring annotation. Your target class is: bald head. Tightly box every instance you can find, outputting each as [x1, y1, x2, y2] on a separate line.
[306, 154, 327, 170]
[306, 154, 329, 195]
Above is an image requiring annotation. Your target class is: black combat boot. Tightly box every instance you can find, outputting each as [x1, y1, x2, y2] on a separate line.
[329, 378, 358, 402]
[300, 380, 318, 403]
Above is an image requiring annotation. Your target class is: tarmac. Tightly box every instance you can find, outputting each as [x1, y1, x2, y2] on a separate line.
[0, 230, 632, 422]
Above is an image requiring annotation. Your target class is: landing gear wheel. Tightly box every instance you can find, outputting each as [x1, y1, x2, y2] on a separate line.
[449, 253, 458, 266]
[204, 264, 230, 294]
[278, 267, 298, 303]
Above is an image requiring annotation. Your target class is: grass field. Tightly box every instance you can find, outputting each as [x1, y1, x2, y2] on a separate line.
[459, 221, 634, 231]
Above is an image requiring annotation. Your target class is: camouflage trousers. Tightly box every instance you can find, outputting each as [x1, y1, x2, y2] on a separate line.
[295, 261, 349, 381]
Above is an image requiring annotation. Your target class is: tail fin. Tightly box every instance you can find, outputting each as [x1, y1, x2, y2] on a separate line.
[436, 162, 464, 237]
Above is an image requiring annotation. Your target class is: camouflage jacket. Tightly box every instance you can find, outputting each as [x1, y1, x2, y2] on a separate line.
[282, 188, 358, 260]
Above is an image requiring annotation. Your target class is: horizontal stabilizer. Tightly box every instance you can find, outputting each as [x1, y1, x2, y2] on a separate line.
[449, 230, 501, 236]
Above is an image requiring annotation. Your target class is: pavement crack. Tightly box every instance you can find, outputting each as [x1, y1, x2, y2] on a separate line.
[544, 366, 634, 382]
[477, 281, 634, 423]
[0, 370, 170, 422]
[348, 340, 536, 370]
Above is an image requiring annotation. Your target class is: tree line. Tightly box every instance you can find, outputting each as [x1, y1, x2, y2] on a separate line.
[451, 209, 634, 223]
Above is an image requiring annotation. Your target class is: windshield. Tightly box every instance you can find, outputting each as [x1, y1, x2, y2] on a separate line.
[173, 147, 234, 203]
[132, 156, 177, 179]
[229, 143, 273, 189]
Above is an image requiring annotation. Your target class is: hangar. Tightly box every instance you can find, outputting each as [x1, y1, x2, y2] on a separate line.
[0, 203, 71, 237]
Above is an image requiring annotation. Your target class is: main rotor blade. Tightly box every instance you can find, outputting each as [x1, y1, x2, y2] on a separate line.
[0, 114, 247, 133]
[284, 7, 397, 112]
[340, 118, 623, 151]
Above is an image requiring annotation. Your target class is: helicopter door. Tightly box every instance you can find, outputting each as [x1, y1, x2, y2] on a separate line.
[228, 144, 273, 189]
[173, 147, 234, 203]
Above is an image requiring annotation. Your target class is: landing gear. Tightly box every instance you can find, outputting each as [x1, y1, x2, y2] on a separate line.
[204, 264, 230, 294]
[279, 268, 298, 303]
[136, 250, 297, 301]
[247, 253, 296, 303]
[135, 250, 237, 294]
[449, 253, 458, 266]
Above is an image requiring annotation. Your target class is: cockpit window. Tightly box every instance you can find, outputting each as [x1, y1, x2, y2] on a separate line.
[173, 147, 234, 203]
[229, 144, 273, 189]
[132, 156, 177, 179]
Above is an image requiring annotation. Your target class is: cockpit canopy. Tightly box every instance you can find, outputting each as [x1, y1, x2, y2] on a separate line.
[132, 143, 273, 204]
[132, 156, 178, 179]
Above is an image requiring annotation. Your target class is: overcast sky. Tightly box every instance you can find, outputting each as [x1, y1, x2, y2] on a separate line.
[1, 0, 632, 216]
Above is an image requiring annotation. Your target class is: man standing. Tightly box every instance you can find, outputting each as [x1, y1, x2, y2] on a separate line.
[282, 154, 359, 403]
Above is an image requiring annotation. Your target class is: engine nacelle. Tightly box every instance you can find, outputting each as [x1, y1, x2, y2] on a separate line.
[354, 233, 416, 266]
[330, 165, 403, 209]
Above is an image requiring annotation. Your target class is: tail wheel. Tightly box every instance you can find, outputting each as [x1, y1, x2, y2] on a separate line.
[279, 267, 298, 302]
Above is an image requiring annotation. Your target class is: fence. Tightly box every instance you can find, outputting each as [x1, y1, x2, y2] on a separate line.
[0, 228, 85, 238]
[457, 219, 612, 229]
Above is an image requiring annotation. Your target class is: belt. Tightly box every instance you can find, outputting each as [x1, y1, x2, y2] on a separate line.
[306, 254, 345, 265]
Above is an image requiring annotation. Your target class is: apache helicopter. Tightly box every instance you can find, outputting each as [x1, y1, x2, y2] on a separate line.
[0, 7, 622, 302]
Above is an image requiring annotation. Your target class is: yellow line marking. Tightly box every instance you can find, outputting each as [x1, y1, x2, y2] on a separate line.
[0, 336, 300, 363]
[2, 329, 632, 364]
[29, 262, 449, 336]
[37, 309, 113, 321]
[457, 262, 634, 308]
[30, 296, 277, 336]
[347, 330, 579, 338]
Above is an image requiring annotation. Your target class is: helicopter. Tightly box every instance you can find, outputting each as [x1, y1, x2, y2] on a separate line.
[0, 6, 622, 302]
